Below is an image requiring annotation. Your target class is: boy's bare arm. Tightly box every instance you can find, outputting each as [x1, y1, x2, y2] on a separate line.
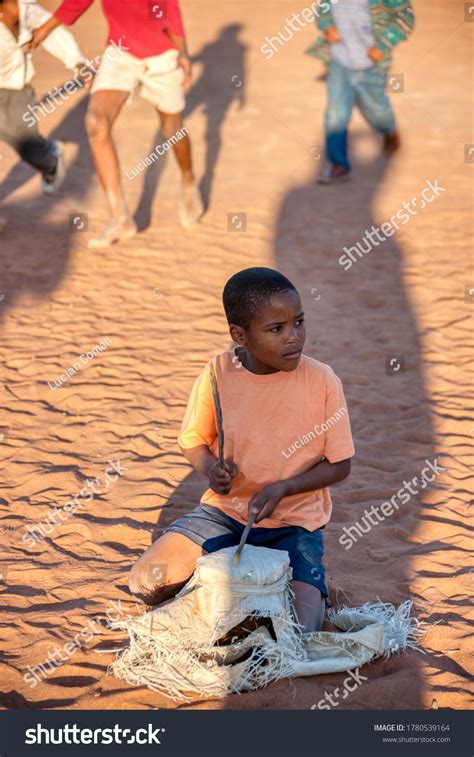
[179, 443, 216, 478]
[284, 457, 351, 497]
[23, 16, 61, 52]
[166, 30, 187, 55]
[179, 444, 238, 495]
[249, 458, 352, 523]
[166, 31, 192, 90]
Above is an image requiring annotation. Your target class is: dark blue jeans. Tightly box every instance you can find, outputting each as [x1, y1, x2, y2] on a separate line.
[324, 60, 397, 172]
[164, 504, 329, 596]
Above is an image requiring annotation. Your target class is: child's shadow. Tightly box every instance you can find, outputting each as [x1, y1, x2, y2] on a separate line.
[134, 23, 246, 230]
[187, 23, 246, 210]
[271, 136, 437, 707]
[0, 97, 92, 321]
[150, 470, 207, 544]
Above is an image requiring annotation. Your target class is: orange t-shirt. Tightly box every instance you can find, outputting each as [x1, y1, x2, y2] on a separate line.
[178, 348, 355, 531]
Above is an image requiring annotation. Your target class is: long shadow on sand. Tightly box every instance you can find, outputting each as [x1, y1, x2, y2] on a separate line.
[0, 97, 92, 321]
[133, 23, 246, 230]
[266, 138, 438, 709]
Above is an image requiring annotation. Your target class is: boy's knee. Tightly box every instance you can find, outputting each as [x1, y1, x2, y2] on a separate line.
[160, 112, 184, 138]
[85, 110, 112, 140]
[325, 106, 351, 133]
[128, 561, 186, 606]
[128, 562, 142, 596]
[128, 559, 162, 597]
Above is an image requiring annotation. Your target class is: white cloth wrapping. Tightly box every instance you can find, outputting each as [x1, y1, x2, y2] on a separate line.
[110, 545, 423, 701]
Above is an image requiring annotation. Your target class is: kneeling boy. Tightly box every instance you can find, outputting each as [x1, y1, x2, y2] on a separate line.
[129, 267, 354, 632]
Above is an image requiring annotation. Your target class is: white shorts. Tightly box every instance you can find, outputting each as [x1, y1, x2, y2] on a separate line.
[91, 46, 185, 114]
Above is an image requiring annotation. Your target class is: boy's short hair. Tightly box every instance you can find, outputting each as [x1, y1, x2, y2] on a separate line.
[223, 267, 298, 329]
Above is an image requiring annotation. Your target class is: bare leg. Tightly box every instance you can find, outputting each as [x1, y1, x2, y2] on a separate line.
[128, 531, 205, 605]
[158, 109, 193, 182]
[158, 109, 203, 227]
[292, 580, 325, 632]
[84, 90, 137, 248]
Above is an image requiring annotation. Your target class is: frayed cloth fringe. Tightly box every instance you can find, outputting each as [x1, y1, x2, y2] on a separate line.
[110, 547, 425, 700]
[328, 599, 428, 658]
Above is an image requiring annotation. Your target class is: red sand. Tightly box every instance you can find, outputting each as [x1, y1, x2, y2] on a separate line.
[0, 0, 472, 710]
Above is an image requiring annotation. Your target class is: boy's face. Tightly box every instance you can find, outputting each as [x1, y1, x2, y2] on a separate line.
[230, 290, 306, 374]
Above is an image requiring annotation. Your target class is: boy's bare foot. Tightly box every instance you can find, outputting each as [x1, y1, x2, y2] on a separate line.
[179, 180, 204, 229]
[87, 216, 137, 250]
[317, 164, 350, 185]
[384, 131, 401, 155]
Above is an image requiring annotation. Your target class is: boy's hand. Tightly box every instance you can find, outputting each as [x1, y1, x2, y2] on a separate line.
[248, 481, 287, 523]
[368, 46, 384, 63]
[208, 460, 238, 495]
[75, 65, 95, 90]
[177, 51, 192, 91]
[325, 27, 340, 45]
[23, 18, 58, 53]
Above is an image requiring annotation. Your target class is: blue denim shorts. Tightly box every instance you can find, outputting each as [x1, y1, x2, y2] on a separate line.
[164, 504, 328, 596]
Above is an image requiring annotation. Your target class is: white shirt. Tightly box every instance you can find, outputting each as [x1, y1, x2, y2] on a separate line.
[331, 0, 375, 71]
[0, 0, 85, 90]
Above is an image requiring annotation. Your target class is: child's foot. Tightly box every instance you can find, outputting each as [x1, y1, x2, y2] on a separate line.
[179, 180, 204, 229]
[41, 141, 66, 194]
[317, 164, 350, 185]
[384, 131, 401, 155]
[87, 217, 137, 249]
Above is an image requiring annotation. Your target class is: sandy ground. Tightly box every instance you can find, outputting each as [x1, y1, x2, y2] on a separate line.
[0, 0, 472, 711]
